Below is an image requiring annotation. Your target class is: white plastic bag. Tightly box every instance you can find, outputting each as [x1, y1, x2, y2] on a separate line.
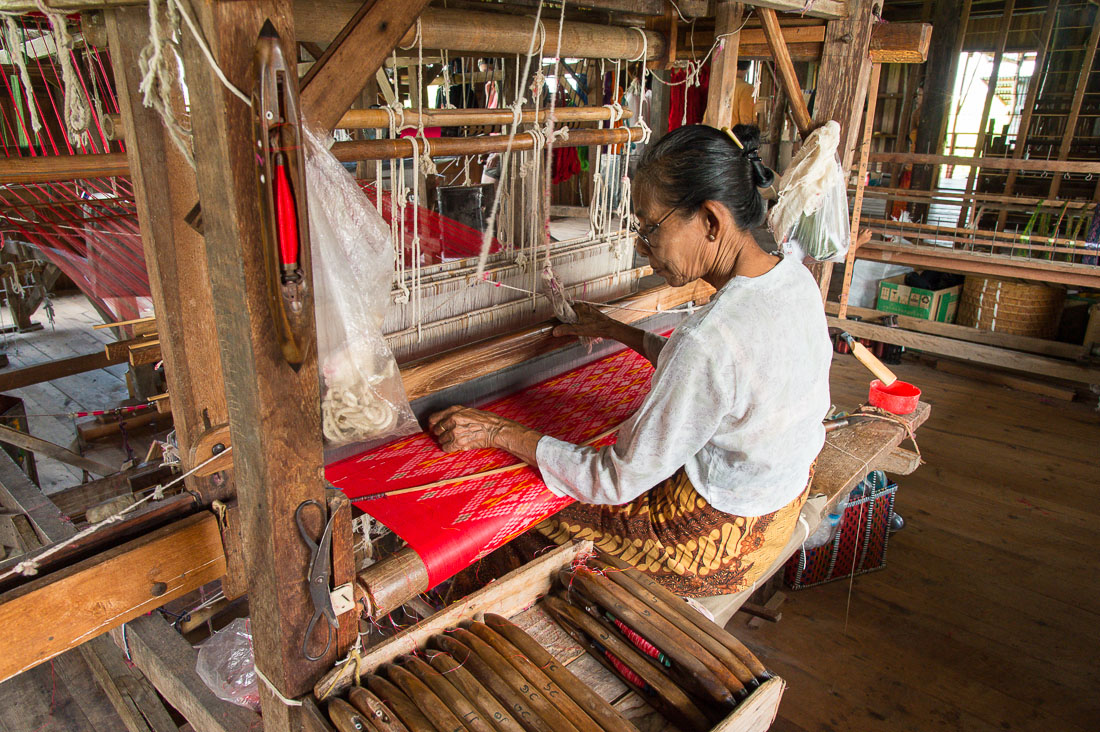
[304, 126, 418, 445]
[767, 121, 850, 262]
[195, 618, 260, 711]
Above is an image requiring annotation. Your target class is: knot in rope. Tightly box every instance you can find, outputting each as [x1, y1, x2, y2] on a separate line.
[529, 69, 547, 101]
[603, 102, 623, 124]
[509, 100, 525, 127]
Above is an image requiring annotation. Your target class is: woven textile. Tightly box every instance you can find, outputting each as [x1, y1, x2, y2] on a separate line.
[537, 467, 810, 597]
[326, 347, 655, 586]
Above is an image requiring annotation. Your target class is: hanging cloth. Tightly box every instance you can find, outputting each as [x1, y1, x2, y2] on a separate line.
[668, 62, 710, 132]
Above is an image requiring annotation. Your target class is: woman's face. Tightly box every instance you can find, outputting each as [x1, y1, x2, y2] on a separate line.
[632, 187, 714, 288]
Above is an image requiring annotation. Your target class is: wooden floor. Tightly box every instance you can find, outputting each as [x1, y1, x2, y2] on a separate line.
[738, 355, 1100, 732]
[0, 293, 148, 493]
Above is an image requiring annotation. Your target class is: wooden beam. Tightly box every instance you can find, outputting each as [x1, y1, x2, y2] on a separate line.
[679, 22, 930, 64]
[809, 0, 879, 299]
[759, 7, 812, 138]
[1047, 7, 1100, 200]
[299, 0, 429, 134]
[839, 62, 882, 319]
[957, 0, 1014, 228]
[108, 614, 262, 732]
[5, 125, 645, 183]
[702, 2, 743, 129]
[910, 0, 972, 214]
[0, 512, 225, 685]
[828, 316, 1100, 384]
[332, 125, 645, 161]
[179, 0, 333, 718]
[824, 302, 1091, 361]
[401, 280, 714, 402]
[0, 350, 123, 392]
[997, 4, 1056, 229]
[0, 424, 116, 477]
[0, 445, 247, 732]
[80, 635, 179, 732]
[866, 152, 1100, 174]
[0, 152, 128, 184]
[0, 448, 73, 546]
[868, 21, 931, 63]
[740, 0, 847, 20]
[337, 105, 632, 129]
[855, 241, 1100, 289]
[294, 4, 664, 59]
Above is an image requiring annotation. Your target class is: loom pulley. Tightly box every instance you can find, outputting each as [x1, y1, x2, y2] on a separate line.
[253, 20, 312, 370]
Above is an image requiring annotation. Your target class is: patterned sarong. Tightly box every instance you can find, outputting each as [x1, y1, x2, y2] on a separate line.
[537, 467, 812, 597]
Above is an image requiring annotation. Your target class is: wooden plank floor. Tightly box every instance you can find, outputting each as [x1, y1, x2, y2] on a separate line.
[738, 355, 1100, 732]
[0, 293, 155, 493]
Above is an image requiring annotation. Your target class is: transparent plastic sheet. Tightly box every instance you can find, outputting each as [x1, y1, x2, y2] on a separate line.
[194, 618, 260, 712]
[767, 120, 851, 262]
[303, 127, 419, 446]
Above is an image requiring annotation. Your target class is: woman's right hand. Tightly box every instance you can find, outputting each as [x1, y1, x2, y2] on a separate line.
[552, 302, 618, 340]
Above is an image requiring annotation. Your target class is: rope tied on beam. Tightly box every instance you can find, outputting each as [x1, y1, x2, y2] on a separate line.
[35, 0, 92, 146]
[138, 0, 195, 167]
[3, 16, 41, 133]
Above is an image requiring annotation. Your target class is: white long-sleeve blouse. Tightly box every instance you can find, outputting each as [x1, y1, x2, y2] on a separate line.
[535, 254, 833, 517]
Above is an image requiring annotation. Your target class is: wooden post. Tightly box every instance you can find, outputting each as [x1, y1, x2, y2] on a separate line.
[300, 0, 430, 134]
[996, 4, 1057, 229]
[1047, 9, 1100, 201]
[808, 0, 880, 300]
[838, 63, 882, 319]
[178, 0, 333, 725]
[104, 7, 232, 504]
[702, 2, 743, 129]
[759, 7, 813, 138]
[910, 0, 972, 221]
[956, 0, 1014, 228]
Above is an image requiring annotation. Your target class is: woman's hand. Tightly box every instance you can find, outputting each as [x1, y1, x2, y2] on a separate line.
[428, 405, 543, 464]
[855, 228, 873, 248]
[552, 302, 618, 340]
[428, 406, 511, 452]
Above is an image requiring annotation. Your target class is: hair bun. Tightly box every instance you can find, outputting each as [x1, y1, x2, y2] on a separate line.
[747, 154, 775, 188]
[730, 124, 774, 188]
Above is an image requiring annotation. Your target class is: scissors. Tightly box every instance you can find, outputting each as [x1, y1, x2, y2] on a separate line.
[296, 499, 338, 661]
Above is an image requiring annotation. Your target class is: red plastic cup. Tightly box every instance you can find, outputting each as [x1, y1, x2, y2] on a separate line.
[868, 379, 921, 415]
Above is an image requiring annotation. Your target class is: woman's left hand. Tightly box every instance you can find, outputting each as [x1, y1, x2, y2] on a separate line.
[428, 405, 514, 453]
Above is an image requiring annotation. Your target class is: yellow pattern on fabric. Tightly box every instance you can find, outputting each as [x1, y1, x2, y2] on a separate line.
[537, 468, 809, 596]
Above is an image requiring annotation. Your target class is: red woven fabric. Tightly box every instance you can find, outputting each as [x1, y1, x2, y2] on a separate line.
[326, 346, 655, 587]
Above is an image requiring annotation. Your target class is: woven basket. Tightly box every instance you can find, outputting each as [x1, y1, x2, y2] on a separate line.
[957, 276, 1065, 338]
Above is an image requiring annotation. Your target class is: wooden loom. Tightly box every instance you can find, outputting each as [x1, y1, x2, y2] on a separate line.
[0, 1, 934, 730]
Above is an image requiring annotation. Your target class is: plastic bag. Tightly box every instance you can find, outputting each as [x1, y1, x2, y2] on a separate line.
[195, 618, 260, 711]
[304, 126, 418, 446]
[767, 120, 850, 262]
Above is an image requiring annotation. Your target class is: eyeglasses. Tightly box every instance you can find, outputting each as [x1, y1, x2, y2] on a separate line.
[630, 207, 677, 248]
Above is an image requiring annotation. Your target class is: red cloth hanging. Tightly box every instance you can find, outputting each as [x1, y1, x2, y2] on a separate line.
[668, 62, 711, 132]
[552, 145, 581, 185]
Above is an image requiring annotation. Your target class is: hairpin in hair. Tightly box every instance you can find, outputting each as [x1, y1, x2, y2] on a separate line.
[721, 126, 744, 150]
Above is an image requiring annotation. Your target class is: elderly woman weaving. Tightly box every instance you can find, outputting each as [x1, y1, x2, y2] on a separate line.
[428, 124, 832, 596]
